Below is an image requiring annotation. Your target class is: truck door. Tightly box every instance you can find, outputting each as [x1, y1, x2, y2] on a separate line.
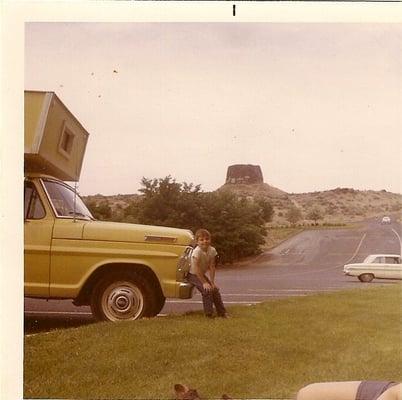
[24, 180, 54, 297]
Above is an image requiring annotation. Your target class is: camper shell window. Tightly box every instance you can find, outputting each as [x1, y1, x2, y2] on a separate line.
[58, 122, 75, 159]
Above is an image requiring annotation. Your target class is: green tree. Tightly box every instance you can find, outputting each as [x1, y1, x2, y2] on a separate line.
[127, 176, 270, 263]
[123, 198, 142, 223]
[286, 206, 302, 226]
[196, 191, 267, 263]
[135, 176, 203, 228]
[307, 207, 322, 223]
[255, 197, 274, 222]
[86, 200, 112, 220]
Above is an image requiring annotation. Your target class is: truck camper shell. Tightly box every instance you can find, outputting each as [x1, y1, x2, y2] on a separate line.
[24, 91, 89, 181]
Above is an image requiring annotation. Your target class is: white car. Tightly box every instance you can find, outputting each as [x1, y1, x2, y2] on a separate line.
[381, 216, 391, 224]
[344, 254, 402, 282]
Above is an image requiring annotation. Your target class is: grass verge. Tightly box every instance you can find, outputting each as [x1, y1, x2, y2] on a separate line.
[24, 285, 402, 399]
[263, 223, 358, 252]
[263, 227, 304, 250]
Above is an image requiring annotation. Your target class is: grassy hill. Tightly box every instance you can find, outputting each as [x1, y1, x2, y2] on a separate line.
[83, 184, 402, 226]
[218, 184, 401, 225]
[288, 187, 401, 224]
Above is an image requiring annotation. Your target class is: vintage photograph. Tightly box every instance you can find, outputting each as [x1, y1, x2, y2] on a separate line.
[3, 3, 402, 400]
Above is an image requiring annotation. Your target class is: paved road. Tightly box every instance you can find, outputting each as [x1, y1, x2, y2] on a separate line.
[24, 218, 401, 333]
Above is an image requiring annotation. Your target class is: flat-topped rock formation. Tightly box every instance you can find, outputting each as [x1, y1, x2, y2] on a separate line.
[220, 164, 288, 199]
[226, 164, 264, 185]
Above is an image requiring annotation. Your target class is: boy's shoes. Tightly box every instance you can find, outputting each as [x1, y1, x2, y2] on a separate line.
[205, 313, 230, 319]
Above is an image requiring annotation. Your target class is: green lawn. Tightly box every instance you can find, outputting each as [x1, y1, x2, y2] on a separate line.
[24, 284, 402, 399]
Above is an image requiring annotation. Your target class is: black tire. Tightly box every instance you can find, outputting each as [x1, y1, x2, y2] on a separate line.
[358, 273, 374, 283]
[143, 286, 166, 317]
[90, 271, 154, 321]
[153, 293, 166, 316]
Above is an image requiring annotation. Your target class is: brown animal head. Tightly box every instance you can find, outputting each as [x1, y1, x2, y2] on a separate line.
[174, 384, 232, 400]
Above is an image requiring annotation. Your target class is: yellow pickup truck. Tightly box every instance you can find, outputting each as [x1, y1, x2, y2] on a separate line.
[24, 91, 194, 321]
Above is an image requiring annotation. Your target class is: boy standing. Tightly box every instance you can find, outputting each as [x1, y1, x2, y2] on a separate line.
[187, 229, 228, 318]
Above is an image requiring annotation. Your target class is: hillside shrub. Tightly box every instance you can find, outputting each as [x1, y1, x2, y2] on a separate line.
[286, 206, 302, 225]
[306, 207, 322, 222]
[86, 200, 112, 220]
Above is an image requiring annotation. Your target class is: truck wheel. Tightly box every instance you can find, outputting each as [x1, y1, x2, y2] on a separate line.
[155, 293, 166, 315]
[90, 272, 153, 321]
[358, 273, 374, 283]
[142, 285, 166, 317]
[152, 293, 166, 317]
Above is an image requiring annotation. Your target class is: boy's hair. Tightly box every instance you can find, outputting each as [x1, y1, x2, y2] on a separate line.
[195, 228, 211, 240]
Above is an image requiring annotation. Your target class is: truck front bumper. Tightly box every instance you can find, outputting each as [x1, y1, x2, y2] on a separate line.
[178, 281, 194, 299]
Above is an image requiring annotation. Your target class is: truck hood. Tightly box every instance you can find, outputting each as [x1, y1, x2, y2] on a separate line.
[82, 221, 194, 246]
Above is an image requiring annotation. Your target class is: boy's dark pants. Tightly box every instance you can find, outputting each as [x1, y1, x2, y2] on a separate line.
[187, 273, 226, 316]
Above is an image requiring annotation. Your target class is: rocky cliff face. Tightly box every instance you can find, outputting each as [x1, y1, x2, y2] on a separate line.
[225, 164, 264, 184]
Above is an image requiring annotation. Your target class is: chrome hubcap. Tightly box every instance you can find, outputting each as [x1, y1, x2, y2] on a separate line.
[111, 290, 132, 312]
[102, 282, 144, 321]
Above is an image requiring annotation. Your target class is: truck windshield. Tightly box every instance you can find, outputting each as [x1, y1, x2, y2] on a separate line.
[43, 179, 94, 220]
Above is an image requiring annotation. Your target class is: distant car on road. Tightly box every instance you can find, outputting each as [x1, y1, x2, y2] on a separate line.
[344, 254, 402, 282]
[381, 216, 391, 224]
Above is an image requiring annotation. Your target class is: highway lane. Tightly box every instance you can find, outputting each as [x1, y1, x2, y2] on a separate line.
[24, 218, 401, 333]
